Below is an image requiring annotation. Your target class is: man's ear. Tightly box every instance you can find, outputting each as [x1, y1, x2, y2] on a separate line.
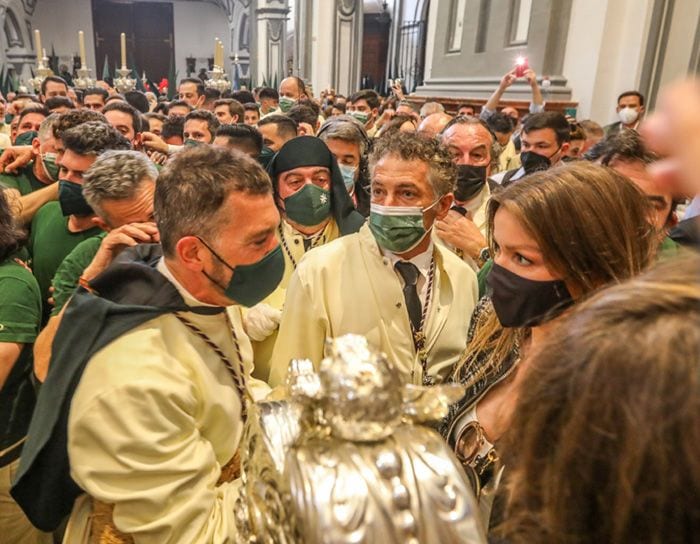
[639, 105, 646, 115]
[176, 235, 208, 272]
[31, 137, 41, 157]
[232, 114, 240, 124]
[132, 133, 143, 150]
[559, 142, 570, 158]
[91, 216, 110, 232]
[435, 193, 454, 220]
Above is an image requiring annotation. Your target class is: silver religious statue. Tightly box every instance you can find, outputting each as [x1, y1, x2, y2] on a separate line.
[235, 334, 486, 543]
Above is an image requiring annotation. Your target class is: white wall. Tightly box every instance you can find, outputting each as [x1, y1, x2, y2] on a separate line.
[562, 0, 653, 124]
[173, 1, 230, 78]
[31, 0, 230, 84]
[32, 0, 97, 73]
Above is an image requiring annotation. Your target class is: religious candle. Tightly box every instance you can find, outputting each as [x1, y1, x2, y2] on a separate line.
[120, 32, 127, 69]
[78, 31, 86, 68]
[34, 30, 42, 64]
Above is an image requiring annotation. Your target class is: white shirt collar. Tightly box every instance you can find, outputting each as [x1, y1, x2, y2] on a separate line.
[382, 239, 434, 279]
[156, 257, 217, 307]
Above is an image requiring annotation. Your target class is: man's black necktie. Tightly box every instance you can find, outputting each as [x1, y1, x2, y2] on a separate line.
[395, 261, 422, 332]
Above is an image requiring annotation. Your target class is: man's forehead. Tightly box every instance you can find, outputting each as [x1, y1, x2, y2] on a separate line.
[282, 165, 330, 177]
[446, 123, 491, 145]
[522, 128, 556, 143]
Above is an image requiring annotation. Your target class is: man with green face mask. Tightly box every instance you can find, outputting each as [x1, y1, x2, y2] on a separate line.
[276, 76, 307, 114]
[12, 147, 275, 540]
[0, 114, 62, 225]
[268, 132, 478, 387]
[247, 136, 365, 380]
[346, 89, 381, 138]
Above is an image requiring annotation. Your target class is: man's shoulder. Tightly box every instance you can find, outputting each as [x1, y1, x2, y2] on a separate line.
[33, 201, 61, 222]
[604, 121, 621, 136]
[299, 231, 362, 265]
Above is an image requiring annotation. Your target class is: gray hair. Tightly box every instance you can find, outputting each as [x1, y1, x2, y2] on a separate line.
[369, 131, 457, 198]
[38, 113, 60, 142]
[420, 101, 445, 118]
[155, 146, 272, 257]
[82, 150, 158, 216]
[440, 116, 501, 172]
[317, 114, 370, 156]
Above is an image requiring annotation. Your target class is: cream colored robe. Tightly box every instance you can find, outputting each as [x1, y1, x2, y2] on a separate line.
[251, 218, 340, 381]
[268, 224, 478, 386]
[64, 264, 267, 543]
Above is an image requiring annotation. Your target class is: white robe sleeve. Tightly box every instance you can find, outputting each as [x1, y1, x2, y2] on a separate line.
[68, 342, 241, 544]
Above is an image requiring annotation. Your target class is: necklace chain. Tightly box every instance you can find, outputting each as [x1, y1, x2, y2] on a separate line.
[174, 312, 250, 423]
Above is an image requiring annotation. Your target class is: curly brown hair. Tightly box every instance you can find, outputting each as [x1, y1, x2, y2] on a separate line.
[368, 131, 457, 197]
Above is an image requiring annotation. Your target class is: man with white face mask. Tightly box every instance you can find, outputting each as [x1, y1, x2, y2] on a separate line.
[604, 91, 646, 137]
[268, 132, 478, 387]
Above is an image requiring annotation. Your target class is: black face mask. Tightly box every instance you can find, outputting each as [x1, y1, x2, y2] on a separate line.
[486, 262, 574, 328]
[520, 151, 552, 175]
[58, 180, 94, 217]
[454, 164, 488, 201]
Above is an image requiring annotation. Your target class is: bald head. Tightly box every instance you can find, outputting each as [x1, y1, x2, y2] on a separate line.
[417, 112, 453, 139]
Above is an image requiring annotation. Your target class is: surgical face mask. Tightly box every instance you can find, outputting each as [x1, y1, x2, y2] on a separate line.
[58, 180, 94, 217]
[257, 146, 275, 169]
[15, 130, 37, 146]
[618, 107, 639, 126]
[350, 110, 369, 125]
[454, 165, 487, 201]
[369, 199, 440, 254]
[486, 262, 573, 328]
[278, 96, 296, 113]
[198, 237, 285, 307]
[338, 164, 357, 193]
[184, 138, 202, 147]
[283, 183, 332, 227]
[41, 152, 60, 182]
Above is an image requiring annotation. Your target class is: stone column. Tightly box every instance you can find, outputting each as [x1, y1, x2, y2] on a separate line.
[307, 0, 363, 97]
[1, 0, 39, 90]
[251, 0, 290, 87]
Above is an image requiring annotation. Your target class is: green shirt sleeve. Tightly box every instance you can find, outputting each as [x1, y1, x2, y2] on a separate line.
[51, 234, 105, 316]
[0, 260, 42, 344]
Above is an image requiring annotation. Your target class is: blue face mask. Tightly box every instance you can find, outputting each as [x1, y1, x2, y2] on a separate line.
[338, 164, 357, 193]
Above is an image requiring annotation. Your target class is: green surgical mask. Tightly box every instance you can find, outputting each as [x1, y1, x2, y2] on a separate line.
[15, 130, 38, 146]
[184, 139, 202, 147]
[283, 183, 331, 227]
[198, 238, 285, 307]
[350, 111, 369, 125]
[278, 96, 296, 113]
[41, 152, 60, 182]
[369, 200, 440, 253]
[257, 146, 275, 169]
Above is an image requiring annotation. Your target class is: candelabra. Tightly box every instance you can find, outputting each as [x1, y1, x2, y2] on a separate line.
[114, 67, 136, 93]
[28, 55, 54, 93]
[205, 66, 231, 94]
[73, 66, 95, 89]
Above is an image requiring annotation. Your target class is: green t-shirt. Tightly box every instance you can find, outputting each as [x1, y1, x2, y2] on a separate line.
[29, 202, 102, 319]
[51, 232, 106, 316]
[0, 257, 42, 453]
[0, 163, 46, 196]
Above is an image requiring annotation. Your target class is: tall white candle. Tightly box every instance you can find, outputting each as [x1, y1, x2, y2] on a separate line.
[120, 32, 127, 69]
[78, 31, 86, 68]
[214, 38, 220, 67]
[34, 30, 42, 64]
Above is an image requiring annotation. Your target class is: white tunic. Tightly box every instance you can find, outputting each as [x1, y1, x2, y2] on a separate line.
[64, 260, 267, 543]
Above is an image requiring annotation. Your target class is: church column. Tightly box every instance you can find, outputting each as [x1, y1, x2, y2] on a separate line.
[251, 0, 290, 87]
[308, 0, 363, 97]
[294, 0, 313, 83]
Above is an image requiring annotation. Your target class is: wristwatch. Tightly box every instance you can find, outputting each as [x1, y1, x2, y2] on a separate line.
[477, 247, 491, 268]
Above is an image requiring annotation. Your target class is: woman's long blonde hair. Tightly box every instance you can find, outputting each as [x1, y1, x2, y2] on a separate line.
[453, 161, 658, 382]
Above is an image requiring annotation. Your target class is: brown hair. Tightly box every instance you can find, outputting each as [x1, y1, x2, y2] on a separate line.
[155, 146, 272, 256]
[454, 161, 657, 381]
[497, 253, 700, 543]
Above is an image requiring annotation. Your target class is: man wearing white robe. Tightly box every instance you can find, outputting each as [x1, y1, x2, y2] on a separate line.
[63, 147, 280, 542]
[269, 133, 478, 387]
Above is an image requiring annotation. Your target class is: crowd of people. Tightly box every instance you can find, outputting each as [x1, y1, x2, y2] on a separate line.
[0, 66, 698, 543]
